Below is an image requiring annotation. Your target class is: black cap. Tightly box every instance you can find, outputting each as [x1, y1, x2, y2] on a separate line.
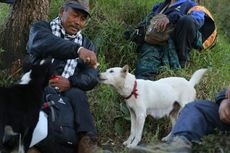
[64, 0, 90, 16]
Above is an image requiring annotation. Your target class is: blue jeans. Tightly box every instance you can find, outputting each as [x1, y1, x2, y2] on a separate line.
[171, 100, 230, 142]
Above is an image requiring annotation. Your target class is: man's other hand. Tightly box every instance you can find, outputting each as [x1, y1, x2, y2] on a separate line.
[219, 99, 230, 124]
[78, 47, 97, 68]
[154, 15, 170, 32]
[49, 75, 71, 92]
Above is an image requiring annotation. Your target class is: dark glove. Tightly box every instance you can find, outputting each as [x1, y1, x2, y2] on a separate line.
[124, 27, 135, 40]
[215, 88, 227, 105]
[124, 26, 145, 44]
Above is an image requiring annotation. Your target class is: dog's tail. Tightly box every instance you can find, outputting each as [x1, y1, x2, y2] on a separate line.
[189, 68, 207, 87]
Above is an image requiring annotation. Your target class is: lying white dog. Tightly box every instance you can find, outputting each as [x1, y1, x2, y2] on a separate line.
[99, 65, 207, 148]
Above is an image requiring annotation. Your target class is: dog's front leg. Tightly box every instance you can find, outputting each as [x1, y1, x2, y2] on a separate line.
[162, 113, 177, 142]
[127, 110, 146, 148]
[162, 131, 172, 142]
[123, 107, 136, 146]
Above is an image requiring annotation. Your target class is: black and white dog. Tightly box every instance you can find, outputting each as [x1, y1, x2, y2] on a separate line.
[0, 59, 52, 153]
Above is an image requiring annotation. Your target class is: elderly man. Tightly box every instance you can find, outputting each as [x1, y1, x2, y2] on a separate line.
[26, 1, 109, 153]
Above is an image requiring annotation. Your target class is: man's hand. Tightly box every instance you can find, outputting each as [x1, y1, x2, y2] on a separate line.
[49, 75, 71, 92]
[154, 15, 170, 32]
[78, 47, 98, 68]
[219, 99, 230, 124]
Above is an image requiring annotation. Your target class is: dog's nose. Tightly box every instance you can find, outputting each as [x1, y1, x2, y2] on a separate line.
[97, 74, 101, 82]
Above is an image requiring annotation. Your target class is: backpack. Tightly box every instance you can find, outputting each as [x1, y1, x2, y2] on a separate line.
[187, 5, 217, 50]
[37, 86, 78, 152]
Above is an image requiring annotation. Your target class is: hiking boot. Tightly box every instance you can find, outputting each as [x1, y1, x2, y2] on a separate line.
[78, 135, 112, 153]
[129, 136, 192, 153]
[27, 148, 41, 153]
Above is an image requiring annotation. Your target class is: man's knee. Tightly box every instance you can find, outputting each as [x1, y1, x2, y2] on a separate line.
[177, 15, 195, 27]
[182, 100, 216, 115]
[64, 88, 88, 106]
[64, 88, 86, 98]
[27, 148, 41, 153]
[184, 100, 210, 108]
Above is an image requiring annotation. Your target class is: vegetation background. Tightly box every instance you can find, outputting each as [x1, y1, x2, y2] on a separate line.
[0, 0, 230, 152]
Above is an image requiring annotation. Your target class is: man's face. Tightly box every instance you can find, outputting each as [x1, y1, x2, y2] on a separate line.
[59, 7, 88, 35]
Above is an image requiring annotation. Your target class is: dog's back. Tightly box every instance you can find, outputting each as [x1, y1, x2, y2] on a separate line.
[155, 68, 207, 107]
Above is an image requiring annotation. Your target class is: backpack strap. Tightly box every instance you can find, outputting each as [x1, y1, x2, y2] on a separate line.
[42, 101, 56, 122]
[188, 5, 217, 50]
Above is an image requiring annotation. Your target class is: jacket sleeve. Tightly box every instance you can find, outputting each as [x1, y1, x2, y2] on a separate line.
[68, 36, 98, 91]
[188, 10, 205, 29]
[68, 62, 98, 91]
[27, 21, 80, 59]
[215, 88, 227, 105]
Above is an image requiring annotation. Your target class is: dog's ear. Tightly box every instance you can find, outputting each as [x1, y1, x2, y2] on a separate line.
[121, 65, 129, 77]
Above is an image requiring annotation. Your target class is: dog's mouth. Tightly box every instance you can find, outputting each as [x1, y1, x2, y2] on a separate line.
[98, 78, 107, 82]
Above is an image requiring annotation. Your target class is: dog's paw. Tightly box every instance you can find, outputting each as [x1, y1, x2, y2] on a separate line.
[161, 134, 171, 142]
[123, 135, 136, 146]
[126, 137, 140, 148]
[161, 137, 168, 142]
[123, 140, 129, 146]
[127, 143, 138, 148]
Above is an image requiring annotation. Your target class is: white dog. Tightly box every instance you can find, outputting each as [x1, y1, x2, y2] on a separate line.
[99, 65, 207, 148]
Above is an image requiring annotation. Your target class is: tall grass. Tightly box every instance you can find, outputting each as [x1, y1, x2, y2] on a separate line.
[85, 0, 160, 69]
[85, 0, 230, 152]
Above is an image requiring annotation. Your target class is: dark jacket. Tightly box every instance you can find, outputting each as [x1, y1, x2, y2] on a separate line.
[215, 88, 227, 105]
[142, 0, 204, 28]
[27, 21, 98, 91]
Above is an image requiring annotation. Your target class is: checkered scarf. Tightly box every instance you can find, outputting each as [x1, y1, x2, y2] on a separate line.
[50, 17, 83, 78]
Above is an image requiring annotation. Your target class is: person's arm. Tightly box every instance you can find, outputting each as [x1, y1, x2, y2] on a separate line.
[215, 88, 227, 105]
[217, 86, 230, 124]
[49, 37, 99, 92]
[68, 37, 99, 91]
[27, 21, 97, 66]
[27, 21, 79, 59]
[68, 62, 98, 91]
[188, 10, 205, 29]
[49, 64, 98, 92]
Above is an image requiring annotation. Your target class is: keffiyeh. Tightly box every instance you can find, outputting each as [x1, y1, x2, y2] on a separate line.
[50, 17, 83, 78]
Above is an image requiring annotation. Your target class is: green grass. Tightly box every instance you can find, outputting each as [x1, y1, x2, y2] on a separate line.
[0, 0, 230, 152]
[87, 34, 230, 152]
[85, 0, 230, 152]
[0, 3, 10, 26]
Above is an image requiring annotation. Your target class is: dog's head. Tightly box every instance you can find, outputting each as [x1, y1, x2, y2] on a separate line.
[19, 58, 53, 88]
[98, 65, 130, 86]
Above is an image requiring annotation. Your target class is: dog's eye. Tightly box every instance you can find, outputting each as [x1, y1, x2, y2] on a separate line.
[109, 70, 114, 73]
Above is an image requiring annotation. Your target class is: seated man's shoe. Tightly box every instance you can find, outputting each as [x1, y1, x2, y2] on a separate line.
[129, 136, 192, 153]
[27, 148, 41, 153]
[78, 135, 112, 153]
